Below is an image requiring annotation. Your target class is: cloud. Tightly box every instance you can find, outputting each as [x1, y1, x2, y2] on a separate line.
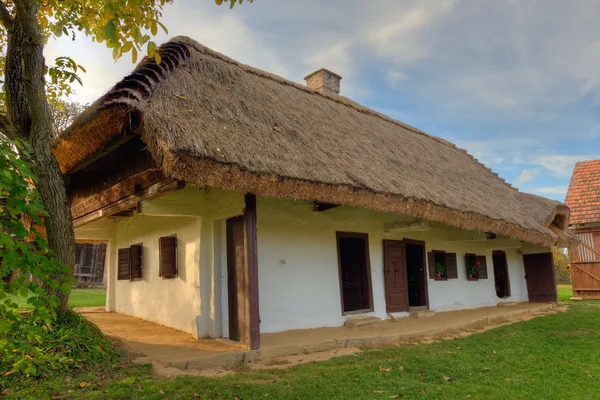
[535, 186, 569, 196]
[530, 155, 593, 177]
[514, 168, 541, 187]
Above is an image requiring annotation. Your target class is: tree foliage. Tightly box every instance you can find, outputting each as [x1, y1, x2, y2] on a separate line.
[0, 135, 73, 376]
[49, 99, 85, 138]
[552, 246, 570, 285]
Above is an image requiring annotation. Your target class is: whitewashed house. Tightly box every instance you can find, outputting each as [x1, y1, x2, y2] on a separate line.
[54, 37, 571, 350]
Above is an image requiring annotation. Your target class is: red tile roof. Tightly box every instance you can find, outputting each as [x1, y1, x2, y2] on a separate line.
[565, 159, 600, 225]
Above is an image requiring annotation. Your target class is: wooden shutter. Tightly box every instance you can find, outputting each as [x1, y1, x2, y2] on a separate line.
[476, 255, 488, 279]
[159, 236, 177, 278]
[117, 248, 130, 280]
[446, 253, 458, 279]
[427, 252, 436, 279]
[129, 244, 143, 281]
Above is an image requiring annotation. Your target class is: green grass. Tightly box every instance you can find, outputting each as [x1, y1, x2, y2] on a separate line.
[11, 288, 106, 309]
[558, 284, 573, 302]
[4, 303, 600, 399]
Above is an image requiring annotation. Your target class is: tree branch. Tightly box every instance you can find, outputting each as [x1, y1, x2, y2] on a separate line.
[0, 0, 13, 29]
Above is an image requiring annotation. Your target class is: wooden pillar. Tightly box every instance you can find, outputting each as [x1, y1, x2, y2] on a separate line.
[244, 193, 260, 350]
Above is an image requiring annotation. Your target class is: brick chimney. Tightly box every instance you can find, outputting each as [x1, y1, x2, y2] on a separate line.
[304, 68, 342, 95]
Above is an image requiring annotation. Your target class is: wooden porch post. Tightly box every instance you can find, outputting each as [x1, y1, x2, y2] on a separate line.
[244, 193, 260, 350]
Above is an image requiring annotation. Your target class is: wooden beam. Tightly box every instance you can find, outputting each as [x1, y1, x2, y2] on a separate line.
[112, 209, 135, 217]
[313, 201, 340, 212]
[244, 193, 260, 350]
[73, 179, 185, 228]
[572, 263, 600, 283]
[71, 169, 165, 219]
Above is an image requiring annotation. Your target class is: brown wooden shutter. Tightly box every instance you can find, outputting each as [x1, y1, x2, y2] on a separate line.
[129, 244, 143, 281]
[446, 253, 458, 279]
[117, 248, 130, 280]
[159, 236, 177, 278]
[476, 255, 488, 279]
[427, 252, 436, 279]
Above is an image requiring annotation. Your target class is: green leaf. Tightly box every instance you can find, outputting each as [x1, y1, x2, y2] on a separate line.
[59, 282, 71, 295]
[103, 20, 117, 40]
[215, 0, 223, 4]
[132, 47, 138, 63]
[147, 41, 157, 58]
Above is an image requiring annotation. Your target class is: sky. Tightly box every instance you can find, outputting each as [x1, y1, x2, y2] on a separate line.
[45, 0, 600, 202]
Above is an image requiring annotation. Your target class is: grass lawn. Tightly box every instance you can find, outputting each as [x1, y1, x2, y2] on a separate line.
[4, 302, 600, 399]
[11, 288, 106, 309]
[557, 284, 573, 302]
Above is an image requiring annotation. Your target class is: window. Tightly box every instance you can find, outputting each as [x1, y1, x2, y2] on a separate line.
[159, 236, 178, 278]
[129, 244, 143, 281]
[465, 254, 488, 281]
[492, 250, 510, 298]
[117, 244, 143, 281]
[427, 251, 458, 280]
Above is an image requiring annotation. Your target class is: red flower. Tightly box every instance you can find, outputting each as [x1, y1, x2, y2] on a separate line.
[476, 261, 481, 266]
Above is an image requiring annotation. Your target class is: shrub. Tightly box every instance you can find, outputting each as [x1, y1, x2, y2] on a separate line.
[0, 136, 118, 377]
[1, 309, 120, 377]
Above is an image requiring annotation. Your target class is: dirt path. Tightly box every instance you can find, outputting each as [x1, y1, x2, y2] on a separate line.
[152, 305, 567, 377]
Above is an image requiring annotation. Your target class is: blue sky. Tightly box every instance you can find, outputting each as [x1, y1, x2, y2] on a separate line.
[46, 0, 600, 202]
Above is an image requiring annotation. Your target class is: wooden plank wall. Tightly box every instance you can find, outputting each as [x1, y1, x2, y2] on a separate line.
[570, 228, 600, 299]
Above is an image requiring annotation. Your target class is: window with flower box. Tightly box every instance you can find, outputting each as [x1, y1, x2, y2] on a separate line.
[465, 253, 488, 280]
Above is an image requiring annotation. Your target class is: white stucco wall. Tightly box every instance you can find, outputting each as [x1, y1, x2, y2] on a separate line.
[254, 197, 534, 333]
[111, 215, 202, 334]
[76, 186, 542, 337]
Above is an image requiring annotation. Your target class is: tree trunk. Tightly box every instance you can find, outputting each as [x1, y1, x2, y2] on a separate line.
[12, 0, 75, 313]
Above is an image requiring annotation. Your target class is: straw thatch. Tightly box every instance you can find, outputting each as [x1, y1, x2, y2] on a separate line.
[54, 36, 572, 248]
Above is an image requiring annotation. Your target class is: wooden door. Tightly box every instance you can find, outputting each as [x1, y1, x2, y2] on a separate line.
[226, 216, 246, 343]
[523, 253, 557, 303]
[336, 232, 373, 313]
[383, 240, 409, 312]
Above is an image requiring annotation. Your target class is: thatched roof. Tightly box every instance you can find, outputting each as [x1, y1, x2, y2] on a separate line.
[54, 36, 572, 248]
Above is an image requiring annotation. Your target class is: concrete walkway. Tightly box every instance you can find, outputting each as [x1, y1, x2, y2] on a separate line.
[80, 302, 558, 372]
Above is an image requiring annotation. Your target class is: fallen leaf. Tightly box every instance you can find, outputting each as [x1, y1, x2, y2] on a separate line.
[159, 390, 165, 394]
[484, 367, 490, 371]
[235, 385, 242, 389]
[1, 390, 12, 395]
[373, 390, 385, 393]
[175, 94, 187, 100]
[194, 394, 202, 398]
[380, 366, 392, 372]
[422, 388, 427, 394]
[443, 375, 451, 381]
[492, 351, 497, 355]
[51, 396, 62, 400]
[399, 366, 404, 371]
[467, 395, 472, 398]
[79, 382, 90, 388]
[264, 394, 269, 397]
[65, 377, 71, 383]
[437, 386, 442, 391]
[3, 371, 13, 377]
[390, 394, 404, 398]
